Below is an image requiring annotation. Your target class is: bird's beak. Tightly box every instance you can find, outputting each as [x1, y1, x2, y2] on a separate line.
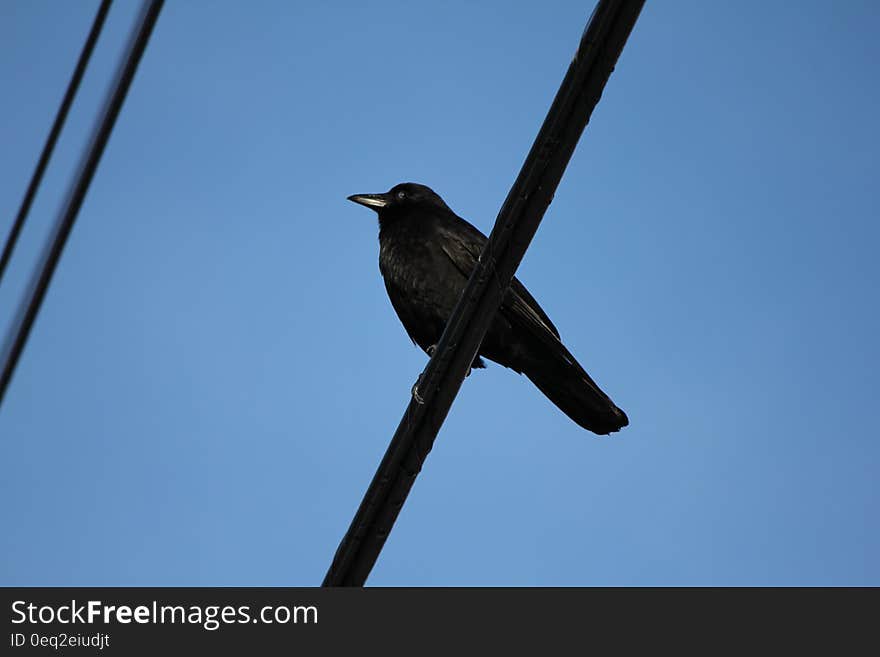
[347, 193, 388, 210]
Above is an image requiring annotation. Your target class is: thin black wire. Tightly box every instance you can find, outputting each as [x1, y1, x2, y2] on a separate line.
[0, 0, 113, 288]
[322, 0, 645, 587]
[0, 0, 164, 409]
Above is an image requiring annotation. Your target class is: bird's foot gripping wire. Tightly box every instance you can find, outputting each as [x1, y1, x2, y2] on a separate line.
[411, 374, 425, 405]
[412, 345, 441, 404]
[411, 344, 439, 404]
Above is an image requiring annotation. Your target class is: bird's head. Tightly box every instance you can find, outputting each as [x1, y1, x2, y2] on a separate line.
[348, 182, 451, 220]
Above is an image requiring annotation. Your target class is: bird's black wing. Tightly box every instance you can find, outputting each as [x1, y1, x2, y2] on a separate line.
[436, 215, 628, 434]
[435, 217, 561, 342]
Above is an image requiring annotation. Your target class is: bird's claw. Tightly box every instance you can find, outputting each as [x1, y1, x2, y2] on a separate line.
[411, 374, 425, 404]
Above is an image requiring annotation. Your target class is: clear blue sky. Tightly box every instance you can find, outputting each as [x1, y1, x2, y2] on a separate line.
[1, 1, 877, 586]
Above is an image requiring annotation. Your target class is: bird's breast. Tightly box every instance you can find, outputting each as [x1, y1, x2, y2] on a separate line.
[378, 227, 466, 322]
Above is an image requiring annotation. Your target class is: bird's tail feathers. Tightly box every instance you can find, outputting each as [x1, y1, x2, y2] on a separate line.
[522, 341, 628, 435]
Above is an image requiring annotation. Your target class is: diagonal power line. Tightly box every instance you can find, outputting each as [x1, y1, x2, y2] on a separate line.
[323, 0, 645, 586]
[0, 0, 165, 409]
[0, 0, 113, 288]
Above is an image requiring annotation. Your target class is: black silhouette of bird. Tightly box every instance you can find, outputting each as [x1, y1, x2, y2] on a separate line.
[348, 182, 628, 435]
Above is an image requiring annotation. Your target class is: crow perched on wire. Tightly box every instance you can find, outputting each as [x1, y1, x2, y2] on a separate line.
[348, 182, 628, 435]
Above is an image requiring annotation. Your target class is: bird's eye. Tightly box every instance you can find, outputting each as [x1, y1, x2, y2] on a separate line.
[396, 191, 406, 201]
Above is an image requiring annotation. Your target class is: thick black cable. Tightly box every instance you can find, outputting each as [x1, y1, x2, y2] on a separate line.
[0, 0, 164, 409]
[323, 0, 645, 586]
[0, 0, 113, 288]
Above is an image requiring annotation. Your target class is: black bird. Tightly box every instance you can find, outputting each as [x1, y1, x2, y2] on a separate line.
[348, 182, 628, 435]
